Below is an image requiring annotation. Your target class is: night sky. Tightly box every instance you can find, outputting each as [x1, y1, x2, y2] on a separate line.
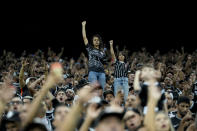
[2, 4, 196, 58]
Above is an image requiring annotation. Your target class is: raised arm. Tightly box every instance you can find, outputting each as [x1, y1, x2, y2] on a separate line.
[57, 83, 99, 131]
[133, 70, 141, 91]
[19, 59, 29, 88]
[142, 68, 162, 131]
[28, 75, 45, 96]
[58, 47, 64, 58]
[22, 63, 63, 128]
[109, 40, 116, 62]
[82, 21, 88, 46]
[79, 103, 102, 131]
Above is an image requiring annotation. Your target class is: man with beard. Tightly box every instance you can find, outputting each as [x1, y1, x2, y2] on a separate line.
[170, 96, 190, 130]
[65, 89, 75, 107]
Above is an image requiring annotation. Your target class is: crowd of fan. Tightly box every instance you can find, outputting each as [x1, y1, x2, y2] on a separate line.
[0, 22, 197, 131]
[0, 46, 196, 131]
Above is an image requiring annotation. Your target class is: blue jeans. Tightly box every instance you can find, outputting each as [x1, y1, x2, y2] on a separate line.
[114, 77, 129, 101]
[88, 71, 106, 90]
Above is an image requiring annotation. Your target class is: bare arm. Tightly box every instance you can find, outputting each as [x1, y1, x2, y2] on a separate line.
[142, 67, 161, 131]
[133, 70, 141, 91]
[19, 59, 29, 88]
[109, 40, 116, 62]
[57, 83, 99, 131]
[22, 63, 63, 128]
[144, 81, 161, 131]
[58, 47, 64, 58]
[82, 21, 88, 46]
[80, 104, 101, 131]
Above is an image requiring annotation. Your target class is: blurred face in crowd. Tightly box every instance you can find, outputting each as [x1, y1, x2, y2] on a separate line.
[128, 73, 135, 84]
[165, 93, 173, 106]
[166, 73, 173, 79]
[73, 80, 78, 87]
[23, 98, 32, 105]
[108, 76, 114, 85]
[9, 97, 22, 112]
[177, 102, 190, 117]
[160, 82, 166, 89]
[56, 91, 67, 103]
[118, 52, 125, 62]
[95, 116, 124, 131]
[65, 89, 75, 101]
[20, 104, 29, 122]
[155, 112, 170, 131]
[164, 77, 173, 86]
[53, 106, 70, 128]
[124, 110, 142, 131]
[105, 93, 114, 103]
[125, 95, 138, 109]
[5, 122, 20, 131]
[93, 36, 100, 48]
[188, 92, 194, 100]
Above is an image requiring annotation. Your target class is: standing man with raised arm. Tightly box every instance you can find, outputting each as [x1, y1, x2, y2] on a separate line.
[82, 21, 106, 90]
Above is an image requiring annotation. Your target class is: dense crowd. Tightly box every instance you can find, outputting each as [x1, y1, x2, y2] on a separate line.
[0, 21, 197, 131]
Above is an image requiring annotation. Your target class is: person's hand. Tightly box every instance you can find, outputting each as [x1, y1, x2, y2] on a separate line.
[140, 67, 161, 82]
[179, 111, 194, 129]
[50, 62, 64, 84]
[86, 103, 102, 119]
[82, 21, 86, 26]
[22, 59, 29, 67]
[135, 70, 141, 77]
[109, 40, 113, 46]
[77, 82, 100, 104]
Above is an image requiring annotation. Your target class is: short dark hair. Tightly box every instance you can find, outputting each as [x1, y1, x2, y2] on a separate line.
[54, 103, 67, 114]
[177, 96, 190, 105]
[103, 90, 114, 99]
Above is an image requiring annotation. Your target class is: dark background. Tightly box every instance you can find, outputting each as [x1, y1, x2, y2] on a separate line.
[2, 3, 197, 58]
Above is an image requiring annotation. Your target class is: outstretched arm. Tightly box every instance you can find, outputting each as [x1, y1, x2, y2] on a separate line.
[82, 21, 88, 46]
[57, 83, 99, 131]
[109, 40, 116, 62]
[19, 59, 29, 88]
[133, 70, 141, 91]
[22, 63, 63, 128]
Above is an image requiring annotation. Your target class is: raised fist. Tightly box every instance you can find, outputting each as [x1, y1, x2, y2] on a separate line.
[109, 40, 113, 45]
[82, 21, 86, 26]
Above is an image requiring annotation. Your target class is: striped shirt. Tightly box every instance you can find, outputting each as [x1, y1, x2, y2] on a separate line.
[113, 60, 130, 78]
